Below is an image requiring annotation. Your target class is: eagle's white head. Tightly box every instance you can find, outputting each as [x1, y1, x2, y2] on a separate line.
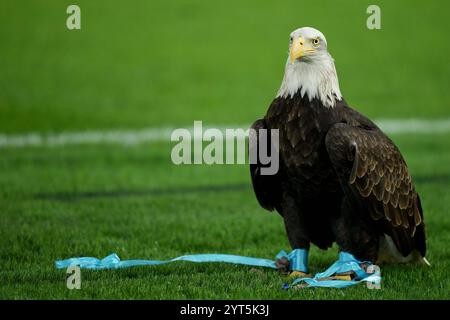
[277, 27, 342, 108]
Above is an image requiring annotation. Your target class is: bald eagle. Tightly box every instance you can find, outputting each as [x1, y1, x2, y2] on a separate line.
[250, 27, 428, 275]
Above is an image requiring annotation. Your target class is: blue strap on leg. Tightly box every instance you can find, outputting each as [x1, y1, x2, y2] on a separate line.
[289, 251, 381, 289]
[275, 249, 308, 273]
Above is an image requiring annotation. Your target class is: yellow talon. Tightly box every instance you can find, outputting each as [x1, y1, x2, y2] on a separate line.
[289, 271, 311, 279]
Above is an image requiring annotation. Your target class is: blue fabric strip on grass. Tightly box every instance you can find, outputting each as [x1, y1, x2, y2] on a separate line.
[55, 253, 277, 270]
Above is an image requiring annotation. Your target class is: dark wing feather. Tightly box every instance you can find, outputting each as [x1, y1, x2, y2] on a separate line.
[249, 119, 282, 212]
[325, 122, 426, 257]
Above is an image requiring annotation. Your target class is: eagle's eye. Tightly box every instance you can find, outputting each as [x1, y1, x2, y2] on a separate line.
[290, 36, 293, 42]
[312, 38, 320, 46]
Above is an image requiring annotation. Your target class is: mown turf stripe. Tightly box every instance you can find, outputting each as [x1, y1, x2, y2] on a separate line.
[35, 183, 250, 202]
[1, 118, 449, 148]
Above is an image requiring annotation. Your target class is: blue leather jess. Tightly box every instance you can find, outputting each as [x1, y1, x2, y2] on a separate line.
[55, 249, 380, 289]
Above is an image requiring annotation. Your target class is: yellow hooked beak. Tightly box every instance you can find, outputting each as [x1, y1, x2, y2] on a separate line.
[290, 37, 315, 63]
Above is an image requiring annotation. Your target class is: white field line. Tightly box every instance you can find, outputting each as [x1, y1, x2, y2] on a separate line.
[0, 118, 449, 148]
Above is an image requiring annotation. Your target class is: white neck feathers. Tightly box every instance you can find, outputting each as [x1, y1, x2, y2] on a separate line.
[276, 53, 342, 108]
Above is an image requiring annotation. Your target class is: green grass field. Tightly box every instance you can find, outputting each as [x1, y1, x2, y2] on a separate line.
[0, 0, 449, 299]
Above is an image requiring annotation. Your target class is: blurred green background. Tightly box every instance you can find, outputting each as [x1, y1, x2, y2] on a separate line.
[0, 0, 449, 299]
[0, 0, 449, 133]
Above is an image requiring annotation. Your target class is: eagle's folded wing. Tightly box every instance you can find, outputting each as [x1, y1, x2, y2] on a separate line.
[325, 123, 426, 257]
[249, 119, 282, 213]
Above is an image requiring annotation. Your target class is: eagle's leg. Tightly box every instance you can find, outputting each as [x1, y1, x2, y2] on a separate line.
[334, 195, 379, 264]
[325, 134, 381, 277]
[303, 197, 381, 282]
[280, 194, 310, 278]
